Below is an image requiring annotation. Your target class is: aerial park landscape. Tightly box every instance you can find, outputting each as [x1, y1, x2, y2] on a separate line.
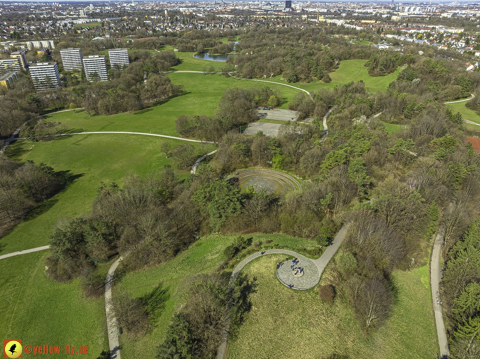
[2, 2, 480, 359]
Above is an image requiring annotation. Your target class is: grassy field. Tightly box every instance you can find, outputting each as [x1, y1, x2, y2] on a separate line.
[0, 251, 109, 358]
[0, 135, 211, 255]
[44, 58, 399, 136]
[74, 22, 102, 28]
[171, 50, 227, 72]
[43, 74, 300, 134]
[446, 101, 480, 124]
[383, 122, 406, 134]
[114, 233, 318, 359]
[227, 256, 438, 359]
[266, 59, 401, 94]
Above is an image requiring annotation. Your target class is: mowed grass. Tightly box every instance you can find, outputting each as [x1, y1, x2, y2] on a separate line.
[383, 122, 406, 134]
[227, 257, 437, 359]
[74, 22, 102, 28]
[44, 74, 300, 134]
[115, 233, 317, 359]
[446, 101, 480, 124]
[0, 251, 108, 357]
[267, 59, 400, 94]
[0, 135, 211, 255]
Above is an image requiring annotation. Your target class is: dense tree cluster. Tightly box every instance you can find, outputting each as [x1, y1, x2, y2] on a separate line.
[229, 28, 377, 83]
[442, 219, 480, 359]
[0, 158, 64, 238]
[175, 87, 281, 141]
[45, 167, 203, 282]
[81, 51, 183, 115]
[157, 273, 255, 359]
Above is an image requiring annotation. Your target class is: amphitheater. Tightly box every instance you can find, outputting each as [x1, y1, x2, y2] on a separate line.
[235, 168, 302, 195]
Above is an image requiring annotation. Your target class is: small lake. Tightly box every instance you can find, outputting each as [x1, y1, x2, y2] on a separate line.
[194, 53, 229, 62]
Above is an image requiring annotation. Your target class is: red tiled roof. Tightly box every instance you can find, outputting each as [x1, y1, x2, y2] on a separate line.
[466, 137, 480, 151]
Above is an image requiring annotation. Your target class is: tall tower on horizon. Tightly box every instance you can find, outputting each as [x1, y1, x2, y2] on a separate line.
[285, 0, 292, 9]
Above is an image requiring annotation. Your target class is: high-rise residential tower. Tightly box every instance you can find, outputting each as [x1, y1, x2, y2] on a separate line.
[29, 62, 61, 91]
[108, 48, 129, 69]
[60, 48, 83, 71]
[83, 55, 108, 82]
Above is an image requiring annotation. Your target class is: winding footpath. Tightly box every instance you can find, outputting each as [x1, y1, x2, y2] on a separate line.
[216, 222, 350, 359]
[228, 72, 313, 101]
[430, 225, 450, 358]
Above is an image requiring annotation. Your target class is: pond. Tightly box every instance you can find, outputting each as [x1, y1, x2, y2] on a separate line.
[194, 53, 229, 62]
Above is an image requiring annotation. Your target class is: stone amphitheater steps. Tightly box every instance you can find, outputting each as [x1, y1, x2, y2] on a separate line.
[237, 169, 302, 192]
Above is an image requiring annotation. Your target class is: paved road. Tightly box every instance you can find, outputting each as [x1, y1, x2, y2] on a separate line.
[0, 245, 50, 260]
[216, 222, 349, 359]
[430, 226, 450, 358]
[105, 256, 123, 359]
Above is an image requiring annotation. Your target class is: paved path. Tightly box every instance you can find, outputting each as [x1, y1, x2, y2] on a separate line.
[321, 107, 335, 143]
[216, 222, 349, 359]
[228, 72, 313, 101]
[0, 245, 50, 260]
[0, 108, 82, 157]
[105, 256, 123, 359]
[430, 225, 450, 358]
[444, 93, 475, 104]
[191, 150, 218, 174]
[464, 119, 480, 127]
[59, 131, 214, 144]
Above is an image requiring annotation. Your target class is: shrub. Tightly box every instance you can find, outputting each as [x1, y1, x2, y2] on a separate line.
[319, 285, 336, 303]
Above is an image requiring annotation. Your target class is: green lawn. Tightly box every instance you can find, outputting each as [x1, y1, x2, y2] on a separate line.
[227, 257, 437, 359]
[383, 122, 406, 134]
[44, 74, 300, 134]
[74, 22, 102, 28]
[0, 251, 108, 358]
[266, 59, 400, 94]
[0, 135, 211, 255]
[446, 101, 480, 124]
[115, 233, 317, 359]
[171, 51, 227, 72]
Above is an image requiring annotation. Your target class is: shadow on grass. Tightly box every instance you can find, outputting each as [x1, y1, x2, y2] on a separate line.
[141, 283, 170, 328]
[134, 108, 153, 115]
[4, 141, 29, 161]
[23, 172, 83, 223]
[24, 197, 59, 222]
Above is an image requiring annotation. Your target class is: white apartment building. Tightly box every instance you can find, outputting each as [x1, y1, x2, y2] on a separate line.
[108, 48, 129, 69]
[60, 48, 83, 71]
[29, 62, 61, 92]
[83, 55, 108, 82]
[0, 58, 22, 73]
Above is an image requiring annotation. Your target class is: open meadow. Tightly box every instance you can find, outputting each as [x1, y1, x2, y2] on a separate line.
[114, 233, 325, 359]
[227, 256, 438, 359]
[1, 135, 211, 255]
[44, 58, 400, 136]
[0, 251, 109, 358]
